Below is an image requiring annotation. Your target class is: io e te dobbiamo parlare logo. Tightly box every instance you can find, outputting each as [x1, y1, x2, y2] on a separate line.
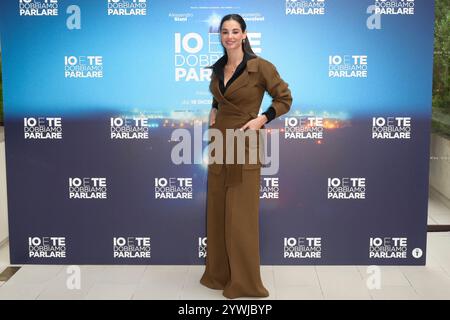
[285, 0, 326, 15]
[174, 32, 220, 82]
[113, 237, 151, 258]
[198, 237, 207, 258]
[28, 237, 66, 258]
[23, 117, 62, 139]
[374, 0, 415, 15]
[19, 0, 58, 16]
[110, 117, 149, 139]
[174, 31, 262, 82]
[154, 177, 193, 199]
[329, 55, 368, 78]
[284, 117, 323, 140]
[64, 56, 103, 78]
[372, 117, 411, 139]
[284, 237, 322, 259]
[260, 177, 279, 199]
[369, 237, 408, 259]
[107, 0, 147, 16]
[328, 177, 366, 200]
[69, 177, 107, 199]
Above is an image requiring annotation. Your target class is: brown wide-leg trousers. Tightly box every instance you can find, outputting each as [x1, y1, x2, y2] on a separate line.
[200, 164, 269, 299]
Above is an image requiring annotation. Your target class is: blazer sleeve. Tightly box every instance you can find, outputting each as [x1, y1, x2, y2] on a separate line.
[260, 60, 293, 119]
[212, 97, 218, 109]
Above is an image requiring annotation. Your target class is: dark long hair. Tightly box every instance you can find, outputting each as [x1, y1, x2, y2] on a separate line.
[219, 14, 257, 58]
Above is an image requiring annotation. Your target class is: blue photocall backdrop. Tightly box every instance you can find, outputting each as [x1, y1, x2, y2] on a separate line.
[0, 0, 434, 264]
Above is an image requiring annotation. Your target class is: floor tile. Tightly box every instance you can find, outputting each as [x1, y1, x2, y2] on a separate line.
[84, 283, 137, 300]
[369, 286, 420, 300]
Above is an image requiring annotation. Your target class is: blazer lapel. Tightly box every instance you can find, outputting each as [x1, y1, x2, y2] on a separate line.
[210, 56, 260, 101]
[224, 58, 258, 97]
[210, 73, 225, 101]
[224, 69, 249, 97]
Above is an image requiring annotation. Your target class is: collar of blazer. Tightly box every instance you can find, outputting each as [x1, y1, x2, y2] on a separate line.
[209, 53, 259, 99]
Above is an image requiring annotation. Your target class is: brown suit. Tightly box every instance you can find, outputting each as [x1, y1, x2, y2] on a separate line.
[200, 56, 292, 299]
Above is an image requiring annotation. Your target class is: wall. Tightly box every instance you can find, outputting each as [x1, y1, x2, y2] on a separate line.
[430, 133, 450, 208]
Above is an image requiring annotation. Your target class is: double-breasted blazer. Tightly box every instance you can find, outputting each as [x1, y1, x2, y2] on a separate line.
[207, 55, 293, 186]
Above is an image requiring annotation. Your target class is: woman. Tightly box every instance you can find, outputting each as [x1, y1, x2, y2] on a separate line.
[200, 14, 293, 299]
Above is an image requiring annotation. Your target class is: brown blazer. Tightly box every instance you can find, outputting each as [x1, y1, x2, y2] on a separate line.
[207, 56, 293, 186]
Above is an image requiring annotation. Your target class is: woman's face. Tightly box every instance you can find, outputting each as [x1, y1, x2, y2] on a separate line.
[220, 19, 247, 51]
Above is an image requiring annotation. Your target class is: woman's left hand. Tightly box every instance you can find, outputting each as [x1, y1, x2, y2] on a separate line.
[240, 115, 268, 131]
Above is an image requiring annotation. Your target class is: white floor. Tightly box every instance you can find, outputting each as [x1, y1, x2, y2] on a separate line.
[0, 193, 449, 300]
[428, 187, 450, 225]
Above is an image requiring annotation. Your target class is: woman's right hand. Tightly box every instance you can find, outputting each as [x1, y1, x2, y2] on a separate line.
[209, 108, 217, 126]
